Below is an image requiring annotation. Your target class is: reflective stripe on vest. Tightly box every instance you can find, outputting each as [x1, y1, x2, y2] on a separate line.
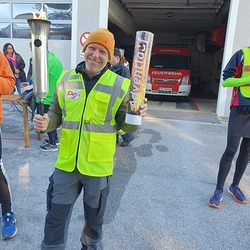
[240, 48, 250, 97]
[62, 120, 116, 133]
[60, 72, 126, 133]
[243, 66, 250, 72]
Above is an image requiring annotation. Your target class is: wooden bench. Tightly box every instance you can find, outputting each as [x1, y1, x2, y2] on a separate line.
[2, 94, 41, 148]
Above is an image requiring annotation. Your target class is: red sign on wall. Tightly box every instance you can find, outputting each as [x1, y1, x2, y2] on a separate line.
[80, 32, 90, 47]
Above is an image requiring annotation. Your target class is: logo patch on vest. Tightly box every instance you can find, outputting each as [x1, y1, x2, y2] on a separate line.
[67, 90, 80, 100]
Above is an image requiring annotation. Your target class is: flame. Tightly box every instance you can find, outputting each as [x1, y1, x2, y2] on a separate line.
[32, 10, 46, 20]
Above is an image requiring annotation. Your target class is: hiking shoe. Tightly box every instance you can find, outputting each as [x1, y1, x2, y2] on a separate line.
[120, 133, 135, 147]
[228, 184, 247, 204]
[39, 143, 58, 152]
[44, 138, 60, 146]
[1, 212, 17, 240]
[208, 189, 223, 209]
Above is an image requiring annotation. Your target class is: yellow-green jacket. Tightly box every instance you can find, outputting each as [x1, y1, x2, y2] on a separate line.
[46, 64, 138, 177]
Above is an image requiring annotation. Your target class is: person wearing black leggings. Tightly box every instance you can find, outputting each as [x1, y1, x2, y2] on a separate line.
[217, 135, 250, 191]
[209, 47, 250, 209]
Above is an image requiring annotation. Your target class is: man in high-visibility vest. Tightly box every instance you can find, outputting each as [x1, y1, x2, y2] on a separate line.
[33, 28, 147, 250]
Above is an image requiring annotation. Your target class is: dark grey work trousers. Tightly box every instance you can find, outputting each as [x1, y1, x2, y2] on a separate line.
[41, 168, 110, 250]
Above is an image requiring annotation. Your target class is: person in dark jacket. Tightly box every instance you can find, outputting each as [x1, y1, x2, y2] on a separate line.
[110, 48, 135, 147]
[110, 48, 130, 78]
[3, 43, 27, 96]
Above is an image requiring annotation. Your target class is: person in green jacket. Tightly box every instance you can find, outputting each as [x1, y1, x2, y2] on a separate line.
[33, 28, 147, 250]
[22, 48, 63, 151]
[37, 52, 63, 152]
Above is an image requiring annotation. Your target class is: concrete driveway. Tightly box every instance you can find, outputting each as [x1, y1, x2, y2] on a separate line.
[1, 99, 249, 250]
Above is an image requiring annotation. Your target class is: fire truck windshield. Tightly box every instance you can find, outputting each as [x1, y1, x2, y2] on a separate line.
[150, 54, 191, 70]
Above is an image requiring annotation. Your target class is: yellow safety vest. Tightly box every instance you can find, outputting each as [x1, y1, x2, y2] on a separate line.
[240, 48, 250, 97]
[55, 69, 130, 176]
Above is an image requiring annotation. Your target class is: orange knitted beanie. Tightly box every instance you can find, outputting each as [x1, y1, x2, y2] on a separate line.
[83, 28, 115, 60]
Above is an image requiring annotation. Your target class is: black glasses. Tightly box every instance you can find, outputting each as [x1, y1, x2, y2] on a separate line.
[7, 47, 13, 49]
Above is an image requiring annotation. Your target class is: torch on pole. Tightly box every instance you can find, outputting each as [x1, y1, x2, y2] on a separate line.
[27, 15, 51, 115]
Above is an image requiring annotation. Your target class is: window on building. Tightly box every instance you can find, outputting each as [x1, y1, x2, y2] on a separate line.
[44, 3, 72, 40]
[13, 23, 30, 39]
[0, 23, 11, 38]
[50, 24, 71, 40]
[0, 3, 11, 18]
[0, 2, 72, 40]
[44, 3, 72, 20]
[12, 3, 41, 19]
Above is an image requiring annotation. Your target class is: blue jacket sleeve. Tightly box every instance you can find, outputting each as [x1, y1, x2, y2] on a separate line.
[222, 49, 243, 80]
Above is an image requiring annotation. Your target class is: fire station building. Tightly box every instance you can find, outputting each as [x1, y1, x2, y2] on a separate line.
[0, 0, 249, 117]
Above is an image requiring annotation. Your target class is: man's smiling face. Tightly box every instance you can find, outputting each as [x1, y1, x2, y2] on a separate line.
[84, 43, 109, 77]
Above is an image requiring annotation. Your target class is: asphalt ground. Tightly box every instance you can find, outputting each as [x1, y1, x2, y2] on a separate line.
[1, 98, 249, 250]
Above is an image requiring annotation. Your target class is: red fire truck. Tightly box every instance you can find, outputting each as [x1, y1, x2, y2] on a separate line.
[146, 45, 192, 96]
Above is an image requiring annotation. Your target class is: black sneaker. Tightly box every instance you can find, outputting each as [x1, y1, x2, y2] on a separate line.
[81, 244, 87, 250]
[44, 138, 60, 146]
[40, 143, 58, 152]
[120, 133, 135, 147]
